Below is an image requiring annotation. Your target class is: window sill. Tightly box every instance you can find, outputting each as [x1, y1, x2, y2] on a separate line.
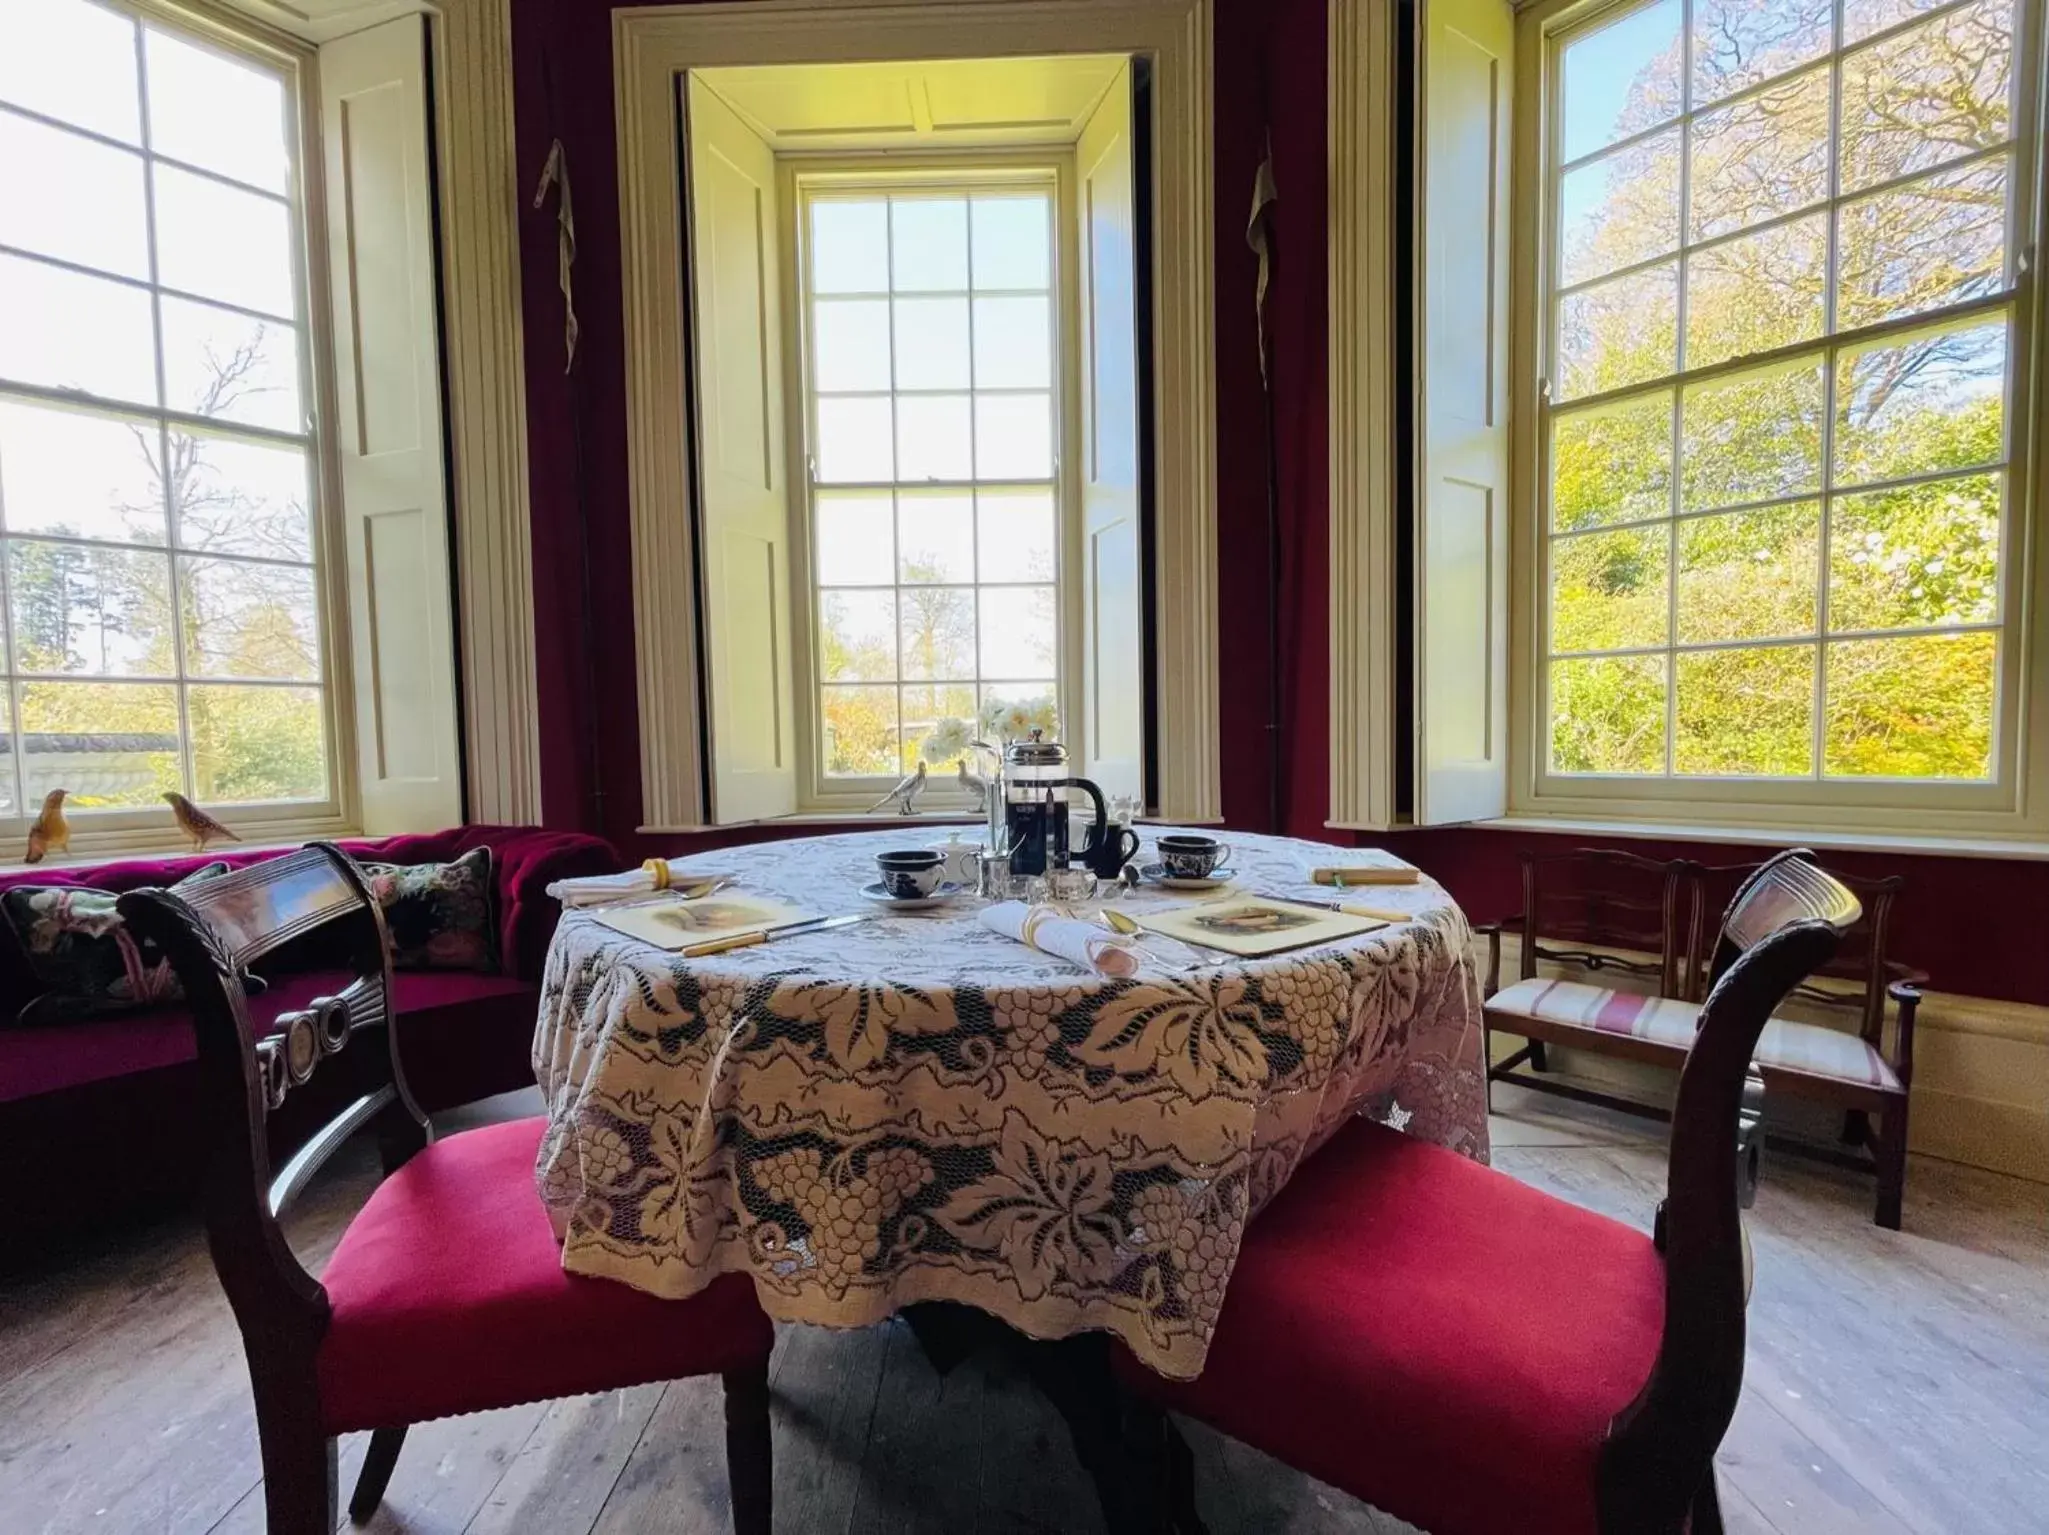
[1469, 814, 2049, 862]
[0, 814, 361, 874]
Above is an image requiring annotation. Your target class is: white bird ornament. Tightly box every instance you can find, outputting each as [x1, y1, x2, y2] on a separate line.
[868, 760, 928, 815]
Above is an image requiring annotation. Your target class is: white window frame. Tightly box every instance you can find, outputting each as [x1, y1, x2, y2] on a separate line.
[1505, 0, 2049, 844]
[0, 0, 361, 861]
[781, 157, 1083, 815]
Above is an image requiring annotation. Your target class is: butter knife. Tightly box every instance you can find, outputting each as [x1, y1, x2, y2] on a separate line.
[680, 912, 867, 958]
[1238, 890, 1406, 923]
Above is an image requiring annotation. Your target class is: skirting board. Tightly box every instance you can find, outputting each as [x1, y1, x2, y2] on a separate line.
[1483, 935, 2049, 1187]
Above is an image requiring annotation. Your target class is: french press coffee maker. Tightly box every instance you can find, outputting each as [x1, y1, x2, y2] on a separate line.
[995, 731, 1110, 877]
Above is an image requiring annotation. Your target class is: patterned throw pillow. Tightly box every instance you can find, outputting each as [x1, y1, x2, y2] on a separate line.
[361, 847, 498, 973]
[4, 863, 231, 1027]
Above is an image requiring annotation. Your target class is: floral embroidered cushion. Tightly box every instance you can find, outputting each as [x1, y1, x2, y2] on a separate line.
[361, 847, 498, 973]
[4, 863, 231, 1026]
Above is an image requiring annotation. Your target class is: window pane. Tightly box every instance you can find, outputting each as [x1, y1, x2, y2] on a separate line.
[0, 254, 157, 406]
[0, 114, 149, 279]
[891, 199, 968, 292]
[821, 685, 899, 776]
[975, 394, 1053, 480]
[19, 681, 180, 807]
[1549, 654, 1667, 773]
[979, 587, 1056, 677]
[896, 395, 972, 480]
[816, 397, 894, 482]
[973, 296, 1052, 388]
[1550, 391, 1672, 531]
[1560, 0, 1681, 163]
[899, 586, 976, 680]
[1834, 318, 2004, 487]
[1680, 358, 1823, 510]
[1840, 0, 2012, 196]
[180, 557, 319, 679]
[1845, 0, 1957, 45]
[172, 434, 313, 561]
[0, 693, 11, 814]
[977, 489, 1056, 582]
[0, 0, 140, 143]
[1825, 631, 1994, 778]
[972, 196, 1051, 290]
[818, 590, 896, 681]
[1675, 645, 1816, 775]
[8, 540, 172, 676]
[892, 297, 970, 389]
[1556, 262, 1677, 399]
[0, 402, 166, 544]
[814, 491, 894, 585]
[813, 299, 891, 392]
[1691, 0, 1832, 106]
[810, 200, 889, 293]
[902, 683, 978, 771]
[144, 27, 290, 194]
[1684, 213, 1826, 370]
[188, 684, 325, 802]
[1835, 157, 2007, 332]
[1829, 472, 2001, 632]
[1689, 65, 1831, 241]
[1550, 525, 1669, 653]
[160, 299, 304, 432]
[896, 492, 975, 583]
[1558, 131, 1679, 288]
[154, 164, 295, 315]
[1677, 502, 1819, 643]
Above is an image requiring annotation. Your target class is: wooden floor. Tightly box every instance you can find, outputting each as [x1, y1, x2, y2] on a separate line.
[4, 1086, 2045, 1535]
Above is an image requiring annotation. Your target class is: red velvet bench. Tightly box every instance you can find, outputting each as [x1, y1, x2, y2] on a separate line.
[0, 825, 616, 1256]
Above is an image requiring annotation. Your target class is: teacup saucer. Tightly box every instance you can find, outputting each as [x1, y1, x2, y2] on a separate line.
[860, 880, 964, 910]
[1139, 862, 1237, 891]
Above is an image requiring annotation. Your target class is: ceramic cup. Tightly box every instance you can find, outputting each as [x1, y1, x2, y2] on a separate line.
[877, 849, 946, 899]
[1157, 834, 1232, 880]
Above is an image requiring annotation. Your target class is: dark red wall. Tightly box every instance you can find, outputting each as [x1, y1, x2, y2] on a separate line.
[503, 0, 2047, 1003]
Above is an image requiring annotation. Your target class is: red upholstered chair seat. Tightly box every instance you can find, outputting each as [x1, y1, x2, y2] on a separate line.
[1122, 1117, 1666, 1535]
[317, 1117, 773, 1433]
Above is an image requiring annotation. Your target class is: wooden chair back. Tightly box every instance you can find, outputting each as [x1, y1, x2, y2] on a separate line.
[1513, 848, 1707, 999]
[1699, 859, 1916, 1042]
[1599, 850, 1859, 1529]
[116, 844, 427, 1350]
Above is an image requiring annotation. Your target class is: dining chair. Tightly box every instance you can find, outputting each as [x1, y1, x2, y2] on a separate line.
[1118, 850, 1861, 1534]
[119, 844, 776, 1535]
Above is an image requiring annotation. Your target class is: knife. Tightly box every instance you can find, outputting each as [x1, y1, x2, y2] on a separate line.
[679, 912, 867, 958]
[1236, 890, 1407, 924]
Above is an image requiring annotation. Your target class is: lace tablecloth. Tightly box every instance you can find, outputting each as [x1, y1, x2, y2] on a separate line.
[532, 828, 1487, 1379]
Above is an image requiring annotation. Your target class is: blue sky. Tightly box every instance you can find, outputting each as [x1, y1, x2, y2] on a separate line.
[1562, 0, 1681, 162]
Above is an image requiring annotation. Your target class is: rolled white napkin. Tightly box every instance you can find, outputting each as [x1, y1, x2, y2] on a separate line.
[978, 900, 1139, 978]
[547, 859, 731, 908]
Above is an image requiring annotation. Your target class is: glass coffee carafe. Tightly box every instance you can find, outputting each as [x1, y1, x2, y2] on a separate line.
[996, 732, 1108, 877]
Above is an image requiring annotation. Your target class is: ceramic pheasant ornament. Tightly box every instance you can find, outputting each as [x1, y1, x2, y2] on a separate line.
[164, 792, 240, 853]
[867, 761, 927, 815]
[24, 788, 69, 864]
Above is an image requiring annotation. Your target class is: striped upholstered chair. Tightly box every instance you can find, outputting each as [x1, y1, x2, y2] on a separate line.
[1483, 848, 1921, 1228]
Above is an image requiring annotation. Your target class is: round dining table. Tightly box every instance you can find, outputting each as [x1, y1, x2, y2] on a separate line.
[532, 826, 1488, 1385]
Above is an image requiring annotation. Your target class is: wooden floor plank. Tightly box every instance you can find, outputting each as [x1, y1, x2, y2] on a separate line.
[466, 1384, 665, 1535]
[845, 1318, 990, 1535]
[761, 1320, 891, 1535]
[586, 1377, 737, 1535]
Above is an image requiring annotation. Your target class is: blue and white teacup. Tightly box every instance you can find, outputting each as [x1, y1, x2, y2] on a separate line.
[877, 849, 946, 899]
[1157, 834, 1231, 880]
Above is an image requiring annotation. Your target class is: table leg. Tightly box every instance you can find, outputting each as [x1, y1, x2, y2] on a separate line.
[900, 1305, 1209, 1534]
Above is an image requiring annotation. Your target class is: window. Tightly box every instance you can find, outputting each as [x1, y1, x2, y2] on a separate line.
[799, 181, 1064, 792]
[0, 0, 334, 836]
[1536, 0, 2029, 808]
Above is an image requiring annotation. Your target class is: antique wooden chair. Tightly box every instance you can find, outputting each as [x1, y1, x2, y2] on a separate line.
[1119, 851, 1861, 1535]
[119, 844, 776, 1534]
[1483, 848, 1921, 1228]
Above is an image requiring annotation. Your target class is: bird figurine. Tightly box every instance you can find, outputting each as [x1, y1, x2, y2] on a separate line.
[24, 788, 70, 864]
[164, 792, 240, 853]
[867, 760, 928, 815]
[956, 759, 991, 812]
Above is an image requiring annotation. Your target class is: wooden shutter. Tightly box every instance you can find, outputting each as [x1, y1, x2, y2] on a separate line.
[1075, 62, 1146, 808]
[684, 77, 796, 825]
[1413, 0, 1514, 824]
[319, 16, 464, 834]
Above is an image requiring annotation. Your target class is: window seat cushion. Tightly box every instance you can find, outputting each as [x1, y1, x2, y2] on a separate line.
[1487, 977, 1899, 1091]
